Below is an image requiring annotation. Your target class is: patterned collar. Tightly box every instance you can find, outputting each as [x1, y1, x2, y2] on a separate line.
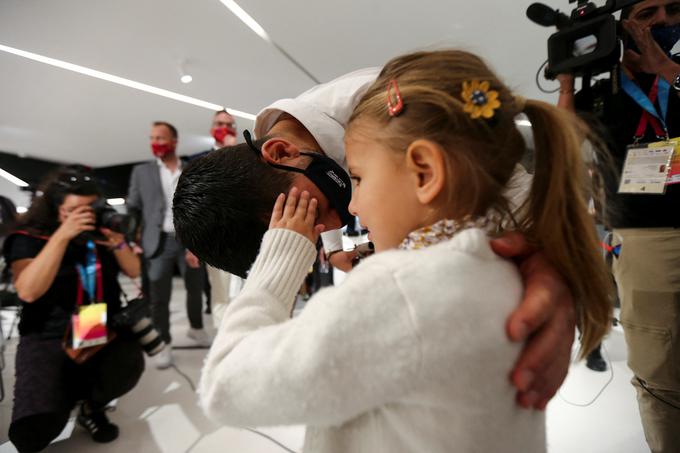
[399, 212, 510, 251]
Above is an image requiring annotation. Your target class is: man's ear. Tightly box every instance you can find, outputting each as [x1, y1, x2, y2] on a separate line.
[405, 139, 447, 205]
[261, 138, 301, 164]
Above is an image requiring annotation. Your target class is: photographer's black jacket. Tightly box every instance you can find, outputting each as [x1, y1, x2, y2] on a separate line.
[576, 65, 680, 228]
[3, 234, 122, 339]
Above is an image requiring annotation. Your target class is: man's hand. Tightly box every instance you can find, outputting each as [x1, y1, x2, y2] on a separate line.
[185, 250, 200, 269]
[270, 187, 325, 243]
[622, 19, 679, 78]
[327, 250, 359, 272]
[490, 232, 576, 410]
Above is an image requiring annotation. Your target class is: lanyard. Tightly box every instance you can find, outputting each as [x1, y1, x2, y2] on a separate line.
[76, 240, 104, 306]
[620, 70, 670, 140]
[10, 231, 104, 305]
[635, 78, 667, 139]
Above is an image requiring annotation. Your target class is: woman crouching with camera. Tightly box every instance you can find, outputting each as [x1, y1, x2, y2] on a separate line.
[2, 166, 145, 452]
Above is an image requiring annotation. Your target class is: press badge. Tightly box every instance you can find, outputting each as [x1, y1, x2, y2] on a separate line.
[71, 302, 108, 349]
[618, 143, 676, 194]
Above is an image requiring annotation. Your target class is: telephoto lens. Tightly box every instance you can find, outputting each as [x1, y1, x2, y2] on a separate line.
[112, 298, 166, 356]
[128, 315, 166, 356]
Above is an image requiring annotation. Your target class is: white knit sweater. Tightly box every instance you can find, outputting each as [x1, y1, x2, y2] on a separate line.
[198, 228, 546, 453]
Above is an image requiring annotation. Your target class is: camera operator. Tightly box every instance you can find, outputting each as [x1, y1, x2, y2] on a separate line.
[557, 1, 680, 450]
[2, 165, 144, 452]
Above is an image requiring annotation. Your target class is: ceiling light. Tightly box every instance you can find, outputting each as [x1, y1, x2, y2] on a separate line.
[218, 0, 319, 84]
[0, 43, 256, 121]
[0, 167, 29, 187]
[16, 206, 27, 213]
[107, 198, 126, 206]
[179, 60, 193, 84]
[219, 0, 271, 42]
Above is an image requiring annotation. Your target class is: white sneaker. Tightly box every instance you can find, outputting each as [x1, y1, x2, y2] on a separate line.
[154, 345, 173, 369]
[187, 328, 212, 347]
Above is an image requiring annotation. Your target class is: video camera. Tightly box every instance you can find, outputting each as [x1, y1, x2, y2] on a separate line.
[527, 0, 643, 79]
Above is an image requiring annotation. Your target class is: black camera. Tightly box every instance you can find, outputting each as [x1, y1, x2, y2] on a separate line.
[91, 199, 137, 237]
[527, 0, 643, 78]
[111, 296, 166, 356]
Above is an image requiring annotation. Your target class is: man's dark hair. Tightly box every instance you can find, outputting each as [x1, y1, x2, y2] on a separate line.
[173, 138, 293, 278]
[153, 121, 178, 139]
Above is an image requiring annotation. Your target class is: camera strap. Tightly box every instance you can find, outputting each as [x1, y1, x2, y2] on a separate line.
[72, 241, 108, 350]
[620, 70, 670, 141]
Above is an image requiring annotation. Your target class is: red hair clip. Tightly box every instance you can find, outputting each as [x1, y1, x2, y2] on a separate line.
[386, 79, 404, 117]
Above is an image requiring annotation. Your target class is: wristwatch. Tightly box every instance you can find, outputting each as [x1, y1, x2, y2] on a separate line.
[673, 73, 680, 91]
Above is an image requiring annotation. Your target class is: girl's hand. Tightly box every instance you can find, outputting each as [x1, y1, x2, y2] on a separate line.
[96, 227, 126, 250]
[55, 205, 96, 241]
[269, 187, 325, 243]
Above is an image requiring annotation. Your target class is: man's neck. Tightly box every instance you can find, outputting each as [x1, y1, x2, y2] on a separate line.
[160, 153, 179, 171]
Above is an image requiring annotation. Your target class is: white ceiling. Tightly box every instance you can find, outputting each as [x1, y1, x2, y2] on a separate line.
[0, 0, 572, 169]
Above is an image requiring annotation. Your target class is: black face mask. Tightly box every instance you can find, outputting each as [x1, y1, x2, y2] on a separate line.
[244, 130, 353, 227]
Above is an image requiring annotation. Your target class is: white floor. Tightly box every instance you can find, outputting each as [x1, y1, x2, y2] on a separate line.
[0, 278, 649, 453]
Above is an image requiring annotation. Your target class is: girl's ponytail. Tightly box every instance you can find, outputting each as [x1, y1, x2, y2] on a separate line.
[522, 99, 613, 357]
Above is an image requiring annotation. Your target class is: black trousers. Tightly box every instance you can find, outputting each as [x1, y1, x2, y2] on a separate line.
[8, 335, 144, 453]
[147, 232, 204, 343]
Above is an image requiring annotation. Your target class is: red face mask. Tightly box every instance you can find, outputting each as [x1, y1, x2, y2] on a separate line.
[151, 143, 174, 158]
[212, 126, 236, 144]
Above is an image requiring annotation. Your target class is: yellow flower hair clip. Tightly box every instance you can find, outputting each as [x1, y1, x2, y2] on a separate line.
[461, 80, 501, 120]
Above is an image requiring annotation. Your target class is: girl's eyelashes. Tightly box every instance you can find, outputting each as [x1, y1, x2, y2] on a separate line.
[350, 176, 361, 187]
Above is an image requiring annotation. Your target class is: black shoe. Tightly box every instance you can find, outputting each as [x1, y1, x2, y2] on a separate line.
[77, 402, 119, 443]
[586, 348, 607, 372]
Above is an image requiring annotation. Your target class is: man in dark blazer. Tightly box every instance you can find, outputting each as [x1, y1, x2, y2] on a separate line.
[127, 121, 208, 369]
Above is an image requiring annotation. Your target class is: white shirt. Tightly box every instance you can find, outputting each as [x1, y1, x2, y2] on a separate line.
[156, 158, 182, 233]
[199, 228, 546, 453]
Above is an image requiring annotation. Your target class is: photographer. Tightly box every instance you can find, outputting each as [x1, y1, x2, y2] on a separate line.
[2, 166, 144, 452]
[557, 1, 680, 451]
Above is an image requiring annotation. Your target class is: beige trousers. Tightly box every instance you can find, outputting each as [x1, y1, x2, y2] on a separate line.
[612, 228, 680, 453]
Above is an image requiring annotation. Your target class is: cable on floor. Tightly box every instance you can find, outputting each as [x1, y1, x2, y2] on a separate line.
[171, 362, 299, 453]
[558, 342, 614, 407]
[170, 363, 196, 392]
[244, 427, 299, 453]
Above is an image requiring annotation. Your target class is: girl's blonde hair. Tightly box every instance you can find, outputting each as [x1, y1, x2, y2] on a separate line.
[348, 50, 612, 357]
